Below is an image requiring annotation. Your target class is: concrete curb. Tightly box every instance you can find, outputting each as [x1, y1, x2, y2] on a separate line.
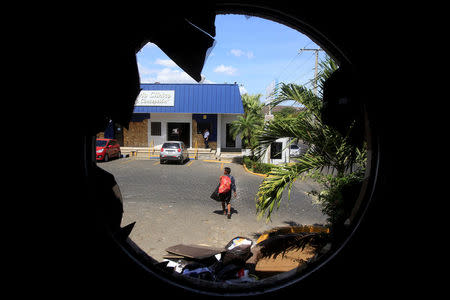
[242, 162, 268, 177]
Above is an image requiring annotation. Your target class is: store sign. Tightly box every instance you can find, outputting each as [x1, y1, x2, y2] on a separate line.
[135, 90, 175, 106]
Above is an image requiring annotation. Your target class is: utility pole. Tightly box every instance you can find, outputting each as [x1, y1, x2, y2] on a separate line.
[298, 48, 324, 96]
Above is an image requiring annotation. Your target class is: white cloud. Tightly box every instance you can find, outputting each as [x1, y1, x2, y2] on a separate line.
[140, 67, 213, 84]
[155, 58, 178, 68]
[230, 49, 245, 57]
[230, 49, 254, 59]
[214, 64, 237, 75]
[157, 68, 194, 82]
[137, 63, 159, 76]
[140, 68, 195, 83]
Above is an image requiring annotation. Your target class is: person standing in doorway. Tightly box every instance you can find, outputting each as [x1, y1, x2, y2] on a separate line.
[218, 167, 237, 219]
[203, 128, 210, 148]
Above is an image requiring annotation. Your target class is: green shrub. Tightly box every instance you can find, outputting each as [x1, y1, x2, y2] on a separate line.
[309, 171, 364, 231]
[243, 155, 255, 166]
[253, 162, 276, 174]
[243, 155, 275, 174]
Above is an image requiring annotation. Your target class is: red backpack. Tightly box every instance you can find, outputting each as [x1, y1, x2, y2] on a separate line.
[218, 175, 231, 193]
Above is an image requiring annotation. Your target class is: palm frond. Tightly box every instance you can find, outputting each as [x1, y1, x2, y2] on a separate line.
[316, 57, 339, 98]
[258, 232, 328, 259]
[253, 57, 366, 225]
[268, 83, 322, 116]
[256, 158, 324, 222]
[255, 115, 365, 222]
[230, 113, 264, 148]
[241, 93, 264, 117]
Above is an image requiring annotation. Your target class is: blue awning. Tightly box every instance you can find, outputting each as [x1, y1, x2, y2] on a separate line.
[133, 83, 244, 114]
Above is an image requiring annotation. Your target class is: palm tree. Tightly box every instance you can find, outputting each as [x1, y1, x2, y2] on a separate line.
[230, 93, 264, 150]
[254, 57, 367, 224]
[230, 113, 263, 149]
[241, 93, 264, 118]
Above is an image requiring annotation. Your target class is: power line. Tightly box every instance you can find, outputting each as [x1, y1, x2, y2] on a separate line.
[292, 56, 318, 84]
[297, 48, 324, 95]
[271, 40, 313, 82]
[273, 52, 300, 81]
[263, 41, 314, 94]
[283, 51, 316, 84]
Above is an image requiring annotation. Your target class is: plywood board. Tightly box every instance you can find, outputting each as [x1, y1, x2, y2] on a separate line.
[165, 244, 224, 260]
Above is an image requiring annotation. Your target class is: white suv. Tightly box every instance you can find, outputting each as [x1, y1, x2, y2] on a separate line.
[289, 144, 301, 157]
[160, 141, 189, 164]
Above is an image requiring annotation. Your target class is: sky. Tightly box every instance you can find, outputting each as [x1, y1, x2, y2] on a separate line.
[136, 14, 327, 103]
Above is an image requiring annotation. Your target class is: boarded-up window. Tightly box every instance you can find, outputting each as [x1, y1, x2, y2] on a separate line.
[151, 122, 161, 136]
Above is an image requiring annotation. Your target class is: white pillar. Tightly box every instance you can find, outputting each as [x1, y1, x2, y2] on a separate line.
[189, 114, 193, 148]
[286, 138, 290, 163]
[216, 114, 221, 156]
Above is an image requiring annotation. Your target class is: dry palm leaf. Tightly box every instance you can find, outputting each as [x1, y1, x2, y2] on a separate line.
[258, 232, 328, 260]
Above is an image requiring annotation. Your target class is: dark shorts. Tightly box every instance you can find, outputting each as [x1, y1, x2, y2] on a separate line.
[219, 191, 232, 203]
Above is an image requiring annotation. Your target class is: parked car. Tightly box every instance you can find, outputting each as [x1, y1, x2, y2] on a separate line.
[96, 138, 121, 162]
[289, 144, 301, 157]
[160, 141, 189, 164]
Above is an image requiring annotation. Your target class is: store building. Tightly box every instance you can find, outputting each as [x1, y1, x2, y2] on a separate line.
[103, 83, 244, 155]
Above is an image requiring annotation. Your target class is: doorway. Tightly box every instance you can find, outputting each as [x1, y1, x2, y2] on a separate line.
[167, 122, 190, 147]
[114, 123, 124, 146]
[226, 123, 236, 148]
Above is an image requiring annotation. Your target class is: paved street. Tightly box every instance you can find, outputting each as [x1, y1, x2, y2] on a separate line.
[99, 157, 327, 262]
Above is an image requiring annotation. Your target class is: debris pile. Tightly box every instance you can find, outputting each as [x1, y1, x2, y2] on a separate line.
[157, 237, 257, 283]
[156, 230, 323, 283]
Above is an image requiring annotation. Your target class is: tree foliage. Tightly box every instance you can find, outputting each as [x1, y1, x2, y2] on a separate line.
[255, 57, 367, 225]
[230, 93, 264, 149]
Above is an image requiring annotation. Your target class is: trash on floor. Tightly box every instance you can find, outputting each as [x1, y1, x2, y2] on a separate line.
[159, 237, 256, 283]
[157, 231, 325, 283]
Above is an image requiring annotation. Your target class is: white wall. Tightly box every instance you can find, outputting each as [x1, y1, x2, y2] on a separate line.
[262, 137, 291, 165]
[148, 113, 192, 148]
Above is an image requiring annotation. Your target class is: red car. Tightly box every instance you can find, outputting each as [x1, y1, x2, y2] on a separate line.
[96, 138, 121, 162]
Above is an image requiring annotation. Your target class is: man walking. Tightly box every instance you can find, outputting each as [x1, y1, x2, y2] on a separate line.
[203, 128, 210, 148]
[218, 167, 237, 219]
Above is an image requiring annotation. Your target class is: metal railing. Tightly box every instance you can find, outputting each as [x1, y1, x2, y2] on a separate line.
[194, 140, 199, 160]
[126, 140, 203, 160]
